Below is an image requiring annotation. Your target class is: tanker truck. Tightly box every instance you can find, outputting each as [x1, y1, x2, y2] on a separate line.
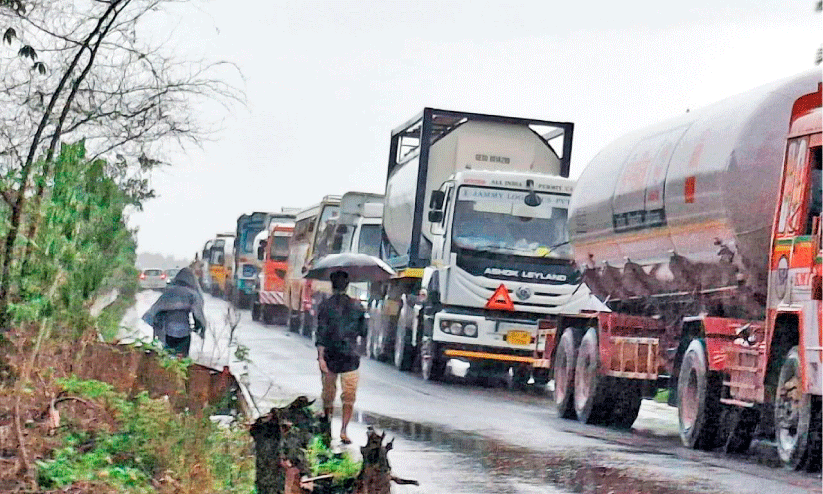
[371, 108, 598, 384]
[533, 70, 821, 469]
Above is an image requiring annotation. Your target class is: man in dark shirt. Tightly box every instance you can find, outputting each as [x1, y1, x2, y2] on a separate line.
[315, 270, 366, 444]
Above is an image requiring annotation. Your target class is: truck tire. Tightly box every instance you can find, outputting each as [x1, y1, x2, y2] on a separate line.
[574, 328, 610, 425]
[677, 339, 722, 450]
[608, 379, 643, 429]
[393, 322, 413, 371]
[775, 346, 816, 470]
[251, 301, 261, 322]
[287, 307, 300, 333]
[300, 311, 315, 339]
[553, 328, 578, 419]
[420, 339, 445, 381]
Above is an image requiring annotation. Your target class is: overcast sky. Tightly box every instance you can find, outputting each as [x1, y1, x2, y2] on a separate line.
[129, 0, 821, 260]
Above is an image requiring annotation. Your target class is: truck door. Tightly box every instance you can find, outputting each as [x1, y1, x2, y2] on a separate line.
[773, 136, 815, 306]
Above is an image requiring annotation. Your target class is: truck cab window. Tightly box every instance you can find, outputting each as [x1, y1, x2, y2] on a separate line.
[806, 146, 821, 235]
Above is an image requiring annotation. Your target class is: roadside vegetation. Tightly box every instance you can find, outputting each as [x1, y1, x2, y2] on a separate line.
[0, 0, 244, 490]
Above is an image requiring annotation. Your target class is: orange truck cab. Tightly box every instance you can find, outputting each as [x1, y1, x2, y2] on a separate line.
[252, 222, 294, 325]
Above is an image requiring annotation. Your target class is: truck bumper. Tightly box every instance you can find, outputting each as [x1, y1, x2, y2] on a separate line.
[432, 311, 536, 363]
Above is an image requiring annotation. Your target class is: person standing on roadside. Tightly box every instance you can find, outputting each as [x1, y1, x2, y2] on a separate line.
[142, 267, 206, 357]
[315, 270, 366, 444]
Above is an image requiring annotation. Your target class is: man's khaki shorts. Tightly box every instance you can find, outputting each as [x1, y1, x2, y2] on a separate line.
[321, 369, 359, 408]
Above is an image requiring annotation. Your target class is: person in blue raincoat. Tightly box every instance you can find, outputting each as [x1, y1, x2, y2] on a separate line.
[142, 267, 206, 357]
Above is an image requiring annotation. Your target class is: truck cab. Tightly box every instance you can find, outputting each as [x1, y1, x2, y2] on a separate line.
[284, 195, 341, 336]
[252, 222, 294, 325]
[209, 233, 235, 298]
[372, 108, 594, 383]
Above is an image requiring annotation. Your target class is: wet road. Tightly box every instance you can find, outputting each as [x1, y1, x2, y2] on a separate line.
[122, 291, 822, 493]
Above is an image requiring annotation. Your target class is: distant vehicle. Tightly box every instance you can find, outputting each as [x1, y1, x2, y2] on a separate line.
[231, 209, 296, 310]
[284, 195, 341, 336]
[209, 233, 235, 297]
[316, 191, 384, 305]
[138, 268, 166, 290]
[164, 268, 181, 285]
[252, 221, 294, 324]
[198, 240, 214, 292]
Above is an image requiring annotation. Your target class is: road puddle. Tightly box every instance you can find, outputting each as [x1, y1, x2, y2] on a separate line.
[355, 411, 716, 494]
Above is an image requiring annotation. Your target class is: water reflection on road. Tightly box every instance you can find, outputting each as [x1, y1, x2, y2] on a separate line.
[356, 411, 706, 494]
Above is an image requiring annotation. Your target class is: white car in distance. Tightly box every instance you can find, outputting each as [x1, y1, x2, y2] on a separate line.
[139, 268, 166, 290]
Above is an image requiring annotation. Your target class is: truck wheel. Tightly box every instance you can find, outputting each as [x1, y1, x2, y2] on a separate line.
[574, 328, 609, 425]
[677, 339, 722, 450]
[607, 379, 643, 429]
[393, 322, 413, 371]
[287, 307, 300, 333]
[420, 339, 445, 381]
[251, 301, 261, 322]
[775, 346, 815, 470]
[553, 328, 578, 419]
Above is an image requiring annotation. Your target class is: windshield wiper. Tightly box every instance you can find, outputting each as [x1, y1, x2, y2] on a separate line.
[540, 240, 570, 257]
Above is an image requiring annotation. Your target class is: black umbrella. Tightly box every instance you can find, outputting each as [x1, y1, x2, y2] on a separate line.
[304, 253, 395, 282]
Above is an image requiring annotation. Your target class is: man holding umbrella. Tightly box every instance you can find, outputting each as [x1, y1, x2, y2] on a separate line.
[315, 270, 366, 444]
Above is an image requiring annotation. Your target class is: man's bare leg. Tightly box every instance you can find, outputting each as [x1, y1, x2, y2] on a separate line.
[340, 404, 353, 443]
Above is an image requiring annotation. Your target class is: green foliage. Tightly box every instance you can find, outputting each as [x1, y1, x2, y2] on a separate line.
[39, 376, 256, 493]
[306, 435, 362, 484]
[11, 141, 139, 339]
[654, 388, 670, 404]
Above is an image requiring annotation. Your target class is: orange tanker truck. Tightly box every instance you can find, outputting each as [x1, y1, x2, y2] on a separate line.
[533, 69, 821, 470]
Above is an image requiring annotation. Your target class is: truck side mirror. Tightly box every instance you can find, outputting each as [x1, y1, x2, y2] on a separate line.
[429, 190, 445, 210]
[257, 242, 266, 261]
[428, 210, 443, 223]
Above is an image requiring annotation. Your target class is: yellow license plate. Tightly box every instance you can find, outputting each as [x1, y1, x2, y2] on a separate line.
[506, 330, 532, 346]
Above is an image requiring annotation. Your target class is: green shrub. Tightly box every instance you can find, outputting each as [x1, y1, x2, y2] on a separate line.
[306, 435, 362, 484]
[38, 376, 256, 493]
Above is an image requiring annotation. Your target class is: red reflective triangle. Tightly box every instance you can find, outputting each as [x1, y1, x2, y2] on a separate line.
[486, 284, 514, 311]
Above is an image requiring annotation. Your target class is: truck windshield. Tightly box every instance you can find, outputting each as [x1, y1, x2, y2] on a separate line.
[452, 186, 571, 258]
[269, 235, 290, 261]
[357, 224, 381, 257]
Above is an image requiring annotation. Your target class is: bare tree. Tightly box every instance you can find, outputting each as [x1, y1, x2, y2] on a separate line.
[0, 0, 243, 327]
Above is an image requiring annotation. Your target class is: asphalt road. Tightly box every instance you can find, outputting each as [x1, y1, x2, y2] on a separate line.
[122, 291, 822, 494]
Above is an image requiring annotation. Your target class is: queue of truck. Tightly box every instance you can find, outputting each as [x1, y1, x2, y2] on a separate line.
[191, 69, 822, 471]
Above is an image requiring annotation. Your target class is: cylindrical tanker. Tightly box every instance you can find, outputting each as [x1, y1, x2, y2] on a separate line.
[384, 119, 563, 265]
[569, 69, 821, 317]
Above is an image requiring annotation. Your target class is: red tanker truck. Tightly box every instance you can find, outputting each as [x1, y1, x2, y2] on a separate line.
[533, 69, 821, 470]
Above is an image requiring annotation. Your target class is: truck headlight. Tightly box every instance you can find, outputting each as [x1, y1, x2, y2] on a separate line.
[463, 323, 477, 337]
[449, 322, 463, 335]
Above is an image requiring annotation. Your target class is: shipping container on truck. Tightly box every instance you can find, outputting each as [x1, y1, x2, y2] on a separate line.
[533, 70, 822, 470]
[371, 108, 600, 383]
[284, 196, 341, 337]
[231, 210, 297, 309]
[252, 221, 295, 325]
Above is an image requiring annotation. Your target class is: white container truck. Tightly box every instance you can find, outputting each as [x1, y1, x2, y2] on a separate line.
[370, 108, 596, 383]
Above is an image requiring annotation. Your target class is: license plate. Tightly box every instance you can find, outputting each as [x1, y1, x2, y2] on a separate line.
[506, 330, 532, 346]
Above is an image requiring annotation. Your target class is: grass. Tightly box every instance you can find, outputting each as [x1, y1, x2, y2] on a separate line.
[36, 376, 256, 494]
[654, 388, 670, 404]
[306, 435, 362, 484]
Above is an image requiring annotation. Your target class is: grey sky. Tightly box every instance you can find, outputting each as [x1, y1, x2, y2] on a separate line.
[129, 0, 821, 260]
